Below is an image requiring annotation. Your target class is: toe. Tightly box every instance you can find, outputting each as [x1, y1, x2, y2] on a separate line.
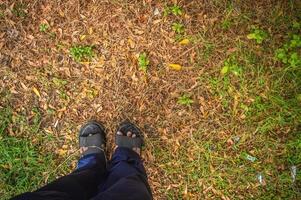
[80, 147, 88, 154]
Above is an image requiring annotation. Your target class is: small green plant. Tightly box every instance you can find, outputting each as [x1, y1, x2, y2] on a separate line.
[286, 133, 301, 165]
[247, 28, 267, 44]
[164, 5, 183, 16]
[138, 52, 149, 72]
[70, 45, 94, 62]
[200, 42, 215, 61]
[220, 56, 242, 76]
[0, 4, 5, 19]
[289, 34, 301, 48]
[52, 77, 68, 88]
[178, 94, 194, 106]
[292, 21, 300, 30]
[12, 3, 27, 18]
[275, 34, 301, 68]
[172, 22, 184, 34]
[221, 19, 232, 30]
[0, 4, 5, 18]
[39, 23, 49, 33]
[171, 5, 182, 16]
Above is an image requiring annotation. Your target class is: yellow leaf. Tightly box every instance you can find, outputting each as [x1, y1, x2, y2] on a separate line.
[58, 10, 65, 17]
[58, 149, 67, 156]
[32, 87, 41, 98]
[80, 35, 86, 41]
[80, 61, 91, 65]
[179, 38, 189, 45]
[128, 38, 135, 49]
[221, 66, 229, 74]
[88, 27, 93, 35]
[1, 164, 11, 169]
[168, 63, 182, 71]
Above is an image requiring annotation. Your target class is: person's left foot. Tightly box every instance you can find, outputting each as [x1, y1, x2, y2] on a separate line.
[79, 121, 106, 157]
[116, 130, 141, 155]
[115, 121, 143, 155]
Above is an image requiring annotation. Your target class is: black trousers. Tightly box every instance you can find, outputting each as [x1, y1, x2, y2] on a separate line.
[12, 147, 152, 200]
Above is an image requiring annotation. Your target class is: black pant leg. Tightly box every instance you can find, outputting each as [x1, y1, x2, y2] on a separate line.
[11, 153, 107, 200]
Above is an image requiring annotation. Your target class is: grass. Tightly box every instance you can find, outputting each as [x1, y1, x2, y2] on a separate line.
[0, 0, 301, 199]
[177, 94, 194, 106]
[247, 27, 268, 44]
[0, 4, 5, 18]
[70, 45, 95, 62]
[0, 133, 55, 199]
[138, 52, 150, 72]
[164, 5, 183, 16]
[172, 22, 185, 34]
[0, 103, 74, 199]
[39, 23, 49, 33]
[12, 3, 27, 18]
[0, 107, 51, 199]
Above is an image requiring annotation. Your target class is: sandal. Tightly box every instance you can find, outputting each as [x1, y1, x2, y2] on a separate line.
[79, 121, 106, 157]
[115, 121, 144, 151]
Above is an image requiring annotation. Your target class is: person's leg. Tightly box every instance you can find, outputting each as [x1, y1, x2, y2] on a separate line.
[36, 153, 107, 200]
[98, 147, 147, 191]
[95, 121, 152, 200]
[11, 122, 107, 200]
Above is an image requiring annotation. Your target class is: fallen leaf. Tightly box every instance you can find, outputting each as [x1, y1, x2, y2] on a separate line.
[32, 87, 41, 98]
[221, 66, 229, 74]
[227, 138, 234, 146]
[134, 29, 144, 35]
[57, 149, 67, 156]
[153, 19, 161, 24]
[88, 27, 93, 35]
[57, 28, 63, 38]
[20, 81, 28, 90]
[161, 135, 168, 140]
[179, 38, 190, 45]
[153, 8, 160, 16]
[168, 63, 182, 71]
[128, 38, 135, 49]
[58, 10, 65, 17]
[80, 35, 86, 41]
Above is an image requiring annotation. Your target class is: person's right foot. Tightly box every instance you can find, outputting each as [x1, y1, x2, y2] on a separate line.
[115, 121, 143, 155]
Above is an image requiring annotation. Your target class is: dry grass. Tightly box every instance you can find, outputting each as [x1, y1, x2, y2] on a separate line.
[1, 0, 301, 199]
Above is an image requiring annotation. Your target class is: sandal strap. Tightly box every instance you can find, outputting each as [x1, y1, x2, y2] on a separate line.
[80, 133, 104, 148]
[116, 135, 142, 149]
[82, 146, 105, 157]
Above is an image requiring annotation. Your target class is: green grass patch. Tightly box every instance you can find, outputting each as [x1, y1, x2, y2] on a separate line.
[0, 107, 56, 199]
[70, 45, 95, 62]
[164, 5, 183, 16]
[177, 94, 194, 106]
[12, 3, 27, 18]
[247, 27, 268, 44]
[39, 23, 49, 33]
[138, 52, 149, 72]
[172, 22, 185, 34]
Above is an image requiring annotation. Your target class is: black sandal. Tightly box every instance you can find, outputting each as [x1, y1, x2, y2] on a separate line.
[79, 121, 106, 157]
[115, 121, 144, 151]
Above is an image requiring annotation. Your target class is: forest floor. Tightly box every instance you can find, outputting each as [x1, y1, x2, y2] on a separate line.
[0, 0, 301, 199]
